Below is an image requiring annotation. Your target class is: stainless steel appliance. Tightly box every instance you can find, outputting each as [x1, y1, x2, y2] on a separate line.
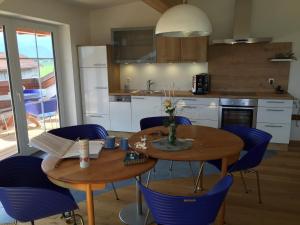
[219, 98, 258, 128]
[192, 73, 210, 95]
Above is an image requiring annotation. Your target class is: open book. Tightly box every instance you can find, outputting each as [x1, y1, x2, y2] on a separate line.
[29, 132, 103, 159]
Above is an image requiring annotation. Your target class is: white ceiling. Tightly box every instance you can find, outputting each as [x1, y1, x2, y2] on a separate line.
[62, 0, 140, 8]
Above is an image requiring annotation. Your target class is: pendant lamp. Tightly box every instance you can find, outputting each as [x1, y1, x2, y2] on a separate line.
[155, 1, 212, 37]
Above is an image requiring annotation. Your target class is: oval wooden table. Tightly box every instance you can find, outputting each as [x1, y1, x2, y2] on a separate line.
[129, 125, 244, 225]
[42, 149, 157, 225]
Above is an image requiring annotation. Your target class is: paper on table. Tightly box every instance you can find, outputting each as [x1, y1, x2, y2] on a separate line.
[30, 132, 103, 159]
[63, 140, 103, 159]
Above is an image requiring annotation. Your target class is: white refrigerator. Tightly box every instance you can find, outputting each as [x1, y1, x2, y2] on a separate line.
[78, 46, 110, 130]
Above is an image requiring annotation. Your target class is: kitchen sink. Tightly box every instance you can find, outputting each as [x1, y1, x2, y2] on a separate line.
[130, 90, 163, 95]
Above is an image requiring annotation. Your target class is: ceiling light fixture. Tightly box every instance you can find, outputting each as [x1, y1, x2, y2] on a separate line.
[155, 0, 212, 37]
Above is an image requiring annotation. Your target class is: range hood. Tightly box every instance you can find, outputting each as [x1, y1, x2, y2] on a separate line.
[212, 0, 272, 44]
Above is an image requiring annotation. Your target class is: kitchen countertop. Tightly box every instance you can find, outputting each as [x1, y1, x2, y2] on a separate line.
[109, 90, 294, 100]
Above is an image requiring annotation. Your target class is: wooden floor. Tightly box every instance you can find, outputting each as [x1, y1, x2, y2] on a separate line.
[18, 144, 300, 225]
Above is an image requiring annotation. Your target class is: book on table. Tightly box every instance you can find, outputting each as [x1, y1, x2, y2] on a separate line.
[29, 132, 103, 159]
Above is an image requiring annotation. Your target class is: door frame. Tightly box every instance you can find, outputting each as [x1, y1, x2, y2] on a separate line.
[0, 15, 63, 155]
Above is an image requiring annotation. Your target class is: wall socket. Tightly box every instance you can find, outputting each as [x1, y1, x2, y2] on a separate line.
[268, 78, 275, 85]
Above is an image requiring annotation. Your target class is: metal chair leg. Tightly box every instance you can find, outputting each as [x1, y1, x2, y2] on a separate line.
[254, 170, 262, 204]
[31, 221, 34, 225]
[194, 161, 205, 193]
[111, 182, 119, 200]
[188, 161, 196, 185]
[169, 160, 174, 172]
[146, 169, 152, 187]
[240, 171, 249, 193]
[144, 209, 150, 225]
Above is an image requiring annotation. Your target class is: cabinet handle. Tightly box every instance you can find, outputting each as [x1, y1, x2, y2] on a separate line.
[182, 106, 197, 109]
[132, 97, 145, 100]
[95, 86, 107, 90]
[93, 63, 106, 66]
[266, 101, 285, 104]
[88, 115, 104, 118]
[181, 98, 197, 101]
[266, 109, 285, 112]
[265, 125, 284, 128]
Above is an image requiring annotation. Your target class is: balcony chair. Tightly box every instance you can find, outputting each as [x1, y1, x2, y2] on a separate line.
[48, 124, 120, 200]
[139, 175, 233, 225]
[0, 156, 83, 225]
[140, 116, 195, 181]
[195, 126, 272, 203]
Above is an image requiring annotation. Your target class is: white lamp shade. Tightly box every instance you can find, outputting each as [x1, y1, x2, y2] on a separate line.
[155, 4, 212, 37]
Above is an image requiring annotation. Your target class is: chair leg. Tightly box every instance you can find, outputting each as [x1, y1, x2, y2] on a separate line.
[240, 171, 249, 193]
[188, 161, 196, 185]
[31, 221, 34, 225]
[146, 169, 152, 187]
[169, 160, 174, 172]
[194, 161, 205, 193]
[254, 170, 262, 204]
[111, 182, 119, 200]
[144, 209, 150, 225]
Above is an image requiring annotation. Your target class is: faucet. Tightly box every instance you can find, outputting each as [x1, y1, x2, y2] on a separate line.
[146, 80, 155, 93]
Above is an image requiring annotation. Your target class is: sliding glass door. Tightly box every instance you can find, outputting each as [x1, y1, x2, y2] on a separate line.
[0, 16, 61, 157]
[0, 26, 18, 160]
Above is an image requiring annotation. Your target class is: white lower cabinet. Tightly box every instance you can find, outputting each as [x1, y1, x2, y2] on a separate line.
[189, 119, 219, 128]
[109, 102, 132, 132]
[256, 123, 291, 144]
[131, 96, 162, 131]
[83, 114, 110, 130]
[256, 99, 293, 144]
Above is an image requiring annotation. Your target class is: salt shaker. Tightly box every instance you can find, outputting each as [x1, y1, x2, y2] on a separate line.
[79, 139, 89, 168]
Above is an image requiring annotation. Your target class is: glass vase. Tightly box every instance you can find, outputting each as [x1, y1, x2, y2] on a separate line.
[168, 122, 176, 145]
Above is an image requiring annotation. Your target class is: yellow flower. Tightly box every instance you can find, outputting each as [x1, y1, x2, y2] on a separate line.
[164, 99, 172, 108]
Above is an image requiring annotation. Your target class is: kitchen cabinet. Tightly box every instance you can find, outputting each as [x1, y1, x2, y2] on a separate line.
[162, 97, 219, 128]
[112, 27, 156, 63]
[156, 37, 181, 63]
[181, 37, 208, 62]
[131, 96, 162, 131]
[109, 101, 132, 132]
[156, 36, 208, 63]
[256, 99, 293, 144]
[79, 46, 110, 130]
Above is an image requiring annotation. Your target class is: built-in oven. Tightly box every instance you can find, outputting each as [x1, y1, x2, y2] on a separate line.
[219, 98, 258, 128]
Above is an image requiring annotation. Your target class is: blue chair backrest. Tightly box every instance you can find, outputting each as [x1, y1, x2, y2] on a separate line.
[140, 116, 192, 130]
[0, 156, 78, 222]
[0, 156, 49, 188]
[139, 175, 233, 225]
[48, 124, 108, 140]
[223, 126, 272, 172]
[25, 98, 57, 117]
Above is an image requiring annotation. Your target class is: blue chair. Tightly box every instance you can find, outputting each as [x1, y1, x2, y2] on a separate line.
[196, 126, 272, 203]
[139, 175, 233, 225]
[140, 116, 192, 130]
[48, 124, 119, 200]
[0, 156, 82, 225]
[140, 116, 194, 175]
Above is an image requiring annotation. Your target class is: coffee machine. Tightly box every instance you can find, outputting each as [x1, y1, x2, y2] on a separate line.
[192, 73, 210, 95]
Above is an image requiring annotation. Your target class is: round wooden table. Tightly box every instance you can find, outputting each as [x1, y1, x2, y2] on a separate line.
[129, 125, 244, 225]
[42, 149, 157, 225]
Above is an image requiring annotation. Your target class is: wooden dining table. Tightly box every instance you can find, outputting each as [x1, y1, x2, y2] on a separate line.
[41, 149, 157, 225]
[128, 125, 244, 225]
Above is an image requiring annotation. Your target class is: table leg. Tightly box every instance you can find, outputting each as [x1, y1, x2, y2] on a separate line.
[217, 157, 228, 225]
[86, 184, 95, 225]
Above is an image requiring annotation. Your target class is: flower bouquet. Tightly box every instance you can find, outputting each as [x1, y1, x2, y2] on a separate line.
[163, 93, 177, 145]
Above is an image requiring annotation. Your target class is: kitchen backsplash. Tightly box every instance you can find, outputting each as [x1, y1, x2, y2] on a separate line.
[120, 63, 208, 91]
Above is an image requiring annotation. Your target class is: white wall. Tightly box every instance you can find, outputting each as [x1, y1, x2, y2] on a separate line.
[120, 63, 208, 91]
[0, 0, 91, 126]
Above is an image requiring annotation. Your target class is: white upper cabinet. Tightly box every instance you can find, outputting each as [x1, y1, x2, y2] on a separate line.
[78, 46, 108, 68]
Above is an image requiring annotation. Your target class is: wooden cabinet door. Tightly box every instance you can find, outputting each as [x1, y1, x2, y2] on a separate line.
[156, 36, 181, 63]
[180, 37, 208, 62]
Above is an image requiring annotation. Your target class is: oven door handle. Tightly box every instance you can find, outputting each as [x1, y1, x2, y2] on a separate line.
[221, 106, 256, 110]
